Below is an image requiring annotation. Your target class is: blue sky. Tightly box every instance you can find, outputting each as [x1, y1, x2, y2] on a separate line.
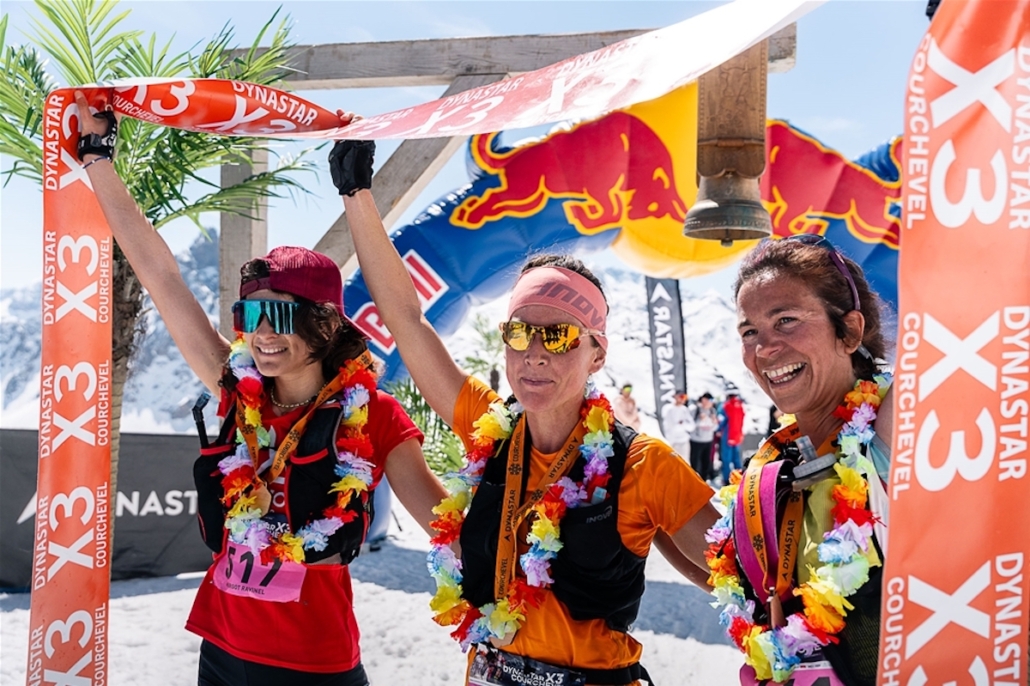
[0, 0, 929, 295]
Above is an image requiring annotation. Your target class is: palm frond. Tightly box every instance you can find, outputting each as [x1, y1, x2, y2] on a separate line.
[113, 32, 191, 80]
[1, 1, 313, 225]
[0, 34, 56, 184]
[385, 378, 465, 476]
[151, 152, 316, 229]
[30, 0, 139, 85]
[196, 9, 297, 86]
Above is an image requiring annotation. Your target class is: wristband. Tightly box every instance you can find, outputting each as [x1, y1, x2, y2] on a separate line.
[82, 155, 111, 170]
[77, 110, 119, 162]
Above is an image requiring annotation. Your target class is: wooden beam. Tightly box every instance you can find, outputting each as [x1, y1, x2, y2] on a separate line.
[276, 31, 646, 89]
[252, 26, 796, 90]
[218, 148, 268, 338]
[314, 73, 506, 272]
[768, 23, 796, 74]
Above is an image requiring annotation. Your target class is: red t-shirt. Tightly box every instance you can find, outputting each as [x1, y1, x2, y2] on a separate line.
[723, 396, 746, 446]
[186, 389, 422, 673]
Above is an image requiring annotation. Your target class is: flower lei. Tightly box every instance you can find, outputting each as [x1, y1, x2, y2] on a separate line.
[705, 373, 891, 682]
[427, 383, 615, 650]
[218, 337, 376, 564]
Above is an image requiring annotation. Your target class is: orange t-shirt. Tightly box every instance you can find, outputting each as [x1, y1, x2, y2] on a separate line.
[453, 377, 713, 676]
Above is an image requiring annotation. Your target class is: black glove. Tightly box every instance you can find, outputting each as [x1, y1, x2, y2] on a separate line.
[77, 110, 118, 161]
[328, 140, 375, 196]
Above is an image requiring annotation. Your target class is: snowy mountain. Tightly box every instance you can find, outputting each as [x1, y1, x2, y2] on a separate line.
[0, 234, 771, 436]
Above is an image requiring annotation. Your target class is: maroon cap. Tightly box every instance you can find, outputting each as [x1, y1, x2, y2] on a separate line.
[239, 246, 343, 309]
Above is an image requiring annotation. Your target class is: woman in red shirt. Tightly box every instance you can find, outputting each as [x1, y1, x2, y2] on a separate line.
[74, 94, 446, 685]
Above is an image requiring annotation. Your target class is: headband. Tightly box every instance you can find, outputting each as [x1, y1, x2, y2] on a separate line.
[507, 266, 608, 350]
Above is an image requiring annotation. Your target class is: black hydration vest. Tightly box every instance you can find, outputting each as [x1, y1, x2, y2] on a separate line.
[459, 420, 646, 632]
[733, 438, 884, 686]
[193, 398, 374, 565]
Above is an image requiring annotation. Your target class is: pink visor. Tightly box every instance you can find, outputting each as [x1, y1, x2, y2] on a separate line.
[507, 266, 608, 351]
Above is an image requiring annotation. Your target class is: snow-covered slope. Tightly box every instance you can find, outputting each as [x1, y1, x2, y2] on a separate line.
[0, 235, 771, 436]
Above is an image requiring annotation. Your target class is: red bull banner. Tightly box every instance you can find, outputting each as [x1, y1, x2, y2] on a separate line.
[343, 103, 905, 383]
[30, 87, 113, 686]
[762, 120, 902, 304]
[878, 1, 1030, 684]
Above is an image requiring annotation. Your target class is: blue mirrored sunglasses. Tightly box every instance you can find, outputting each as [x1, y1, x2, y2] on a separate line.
[783, 234, 861, 312]
[232, 299, 298, 334]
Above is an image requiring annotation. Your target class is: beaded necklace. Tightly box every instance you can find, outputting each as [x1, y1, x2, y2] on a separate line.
[427, 383, 615, 649]
[705, 374, 891, 682]
[219, 337, 377, 564]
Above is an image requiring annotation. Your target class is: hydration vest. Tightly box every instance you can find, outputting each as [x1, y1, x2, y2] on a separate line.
[193, 397, 374, 565]
[733, 435, 883, 686]
[459, 421, 646, 632]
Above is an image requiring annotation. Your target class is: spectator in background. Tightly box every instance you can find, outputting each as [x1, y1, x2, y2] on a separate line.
[688, 392, 719, 483]
[720, 386, 746, 486]
[613, 383, 642, 431]
[661, 391, 694, 460]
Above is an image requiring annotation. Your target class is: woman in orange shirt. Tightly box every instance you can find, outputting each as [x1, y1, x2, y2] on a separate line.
[329, 140, 718, 685]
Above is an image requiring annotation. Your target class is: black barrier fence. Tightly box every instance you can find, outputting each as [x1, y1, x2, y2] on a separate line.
[1, 429, 214, 590]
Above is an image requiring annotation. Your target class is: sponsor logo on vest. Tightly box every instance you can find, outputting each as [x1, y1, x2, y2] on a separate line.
[499, 662, 567, 685]
[585, 505, 613, 524]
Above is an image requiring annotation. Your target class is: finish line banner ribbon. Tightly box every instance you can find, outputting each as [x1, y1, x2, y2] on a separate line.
[29, 1, 821, 683]
[32, 89, 114, 686]
[82, 0, 813, 140]
[877, 0, 1030, 683]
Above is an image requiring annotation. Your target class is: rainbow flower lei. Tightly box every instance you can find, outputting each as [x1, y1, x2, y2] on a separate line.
[427, 382, 615, 650]
[219, 337, 376, 564]
[705, 374, 891, 682]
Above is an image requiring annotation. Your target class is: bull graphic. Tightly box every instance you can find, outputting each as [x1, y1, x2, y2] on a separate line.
[761, 121, 902, 249]
[451, 112, 687, 234]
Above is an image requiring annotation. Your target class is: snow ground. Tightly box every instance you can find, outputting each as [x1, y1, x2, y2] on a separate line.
[1, 502, 743, 685]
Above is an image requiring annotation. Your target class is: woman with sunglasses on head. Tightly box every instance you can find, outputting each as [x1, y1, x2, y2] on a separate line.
[72, 94, 447, 686]
[706, 235, 894, 686]
[329, 139, 719, 686]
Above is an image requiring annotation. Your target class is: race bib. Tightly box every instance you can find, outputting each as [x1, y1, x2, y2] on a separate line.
[740, 661, 844, 686]
[469, 646, 586, 686]
[212, 543, 306, 603]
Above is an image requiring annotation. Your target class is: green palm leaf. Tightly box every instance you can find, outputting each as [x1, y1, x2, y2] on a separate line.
[0, 0, 315, 228]
[0, 0, 322, 536]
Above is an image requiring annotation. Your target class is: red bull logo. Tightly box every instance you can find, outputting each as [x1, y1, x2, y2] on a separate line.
[761, 120, 902, 249]
[451, 112, 686, 234]
[351, 250, 447, 354]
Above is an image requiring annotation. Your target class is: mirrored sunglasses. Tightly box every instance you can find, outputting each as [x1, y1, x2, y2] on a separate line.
[232, 299, 299, 335]
[783, 234, 861, 312]
[499, 320, 601, 354]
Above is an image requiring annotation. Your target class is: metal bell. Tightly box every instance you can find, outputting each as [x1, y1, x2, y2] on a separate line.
[683, 173, 772, 247]
[686, 38, 773, 247]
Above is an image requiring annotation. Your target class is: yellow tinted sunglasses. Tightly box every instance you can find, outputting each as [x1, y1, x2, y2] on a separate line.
[499, 320, 602, 354]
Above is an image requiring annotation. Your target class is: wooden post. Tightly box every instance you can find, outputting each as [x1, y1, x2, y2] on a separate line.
[219, 147, 269, 338]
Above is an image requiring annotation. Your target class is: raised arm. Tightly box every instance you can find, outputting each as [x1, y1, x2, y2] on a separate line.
[75, 92, 229, 393]
[330, 140, 468, 427]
